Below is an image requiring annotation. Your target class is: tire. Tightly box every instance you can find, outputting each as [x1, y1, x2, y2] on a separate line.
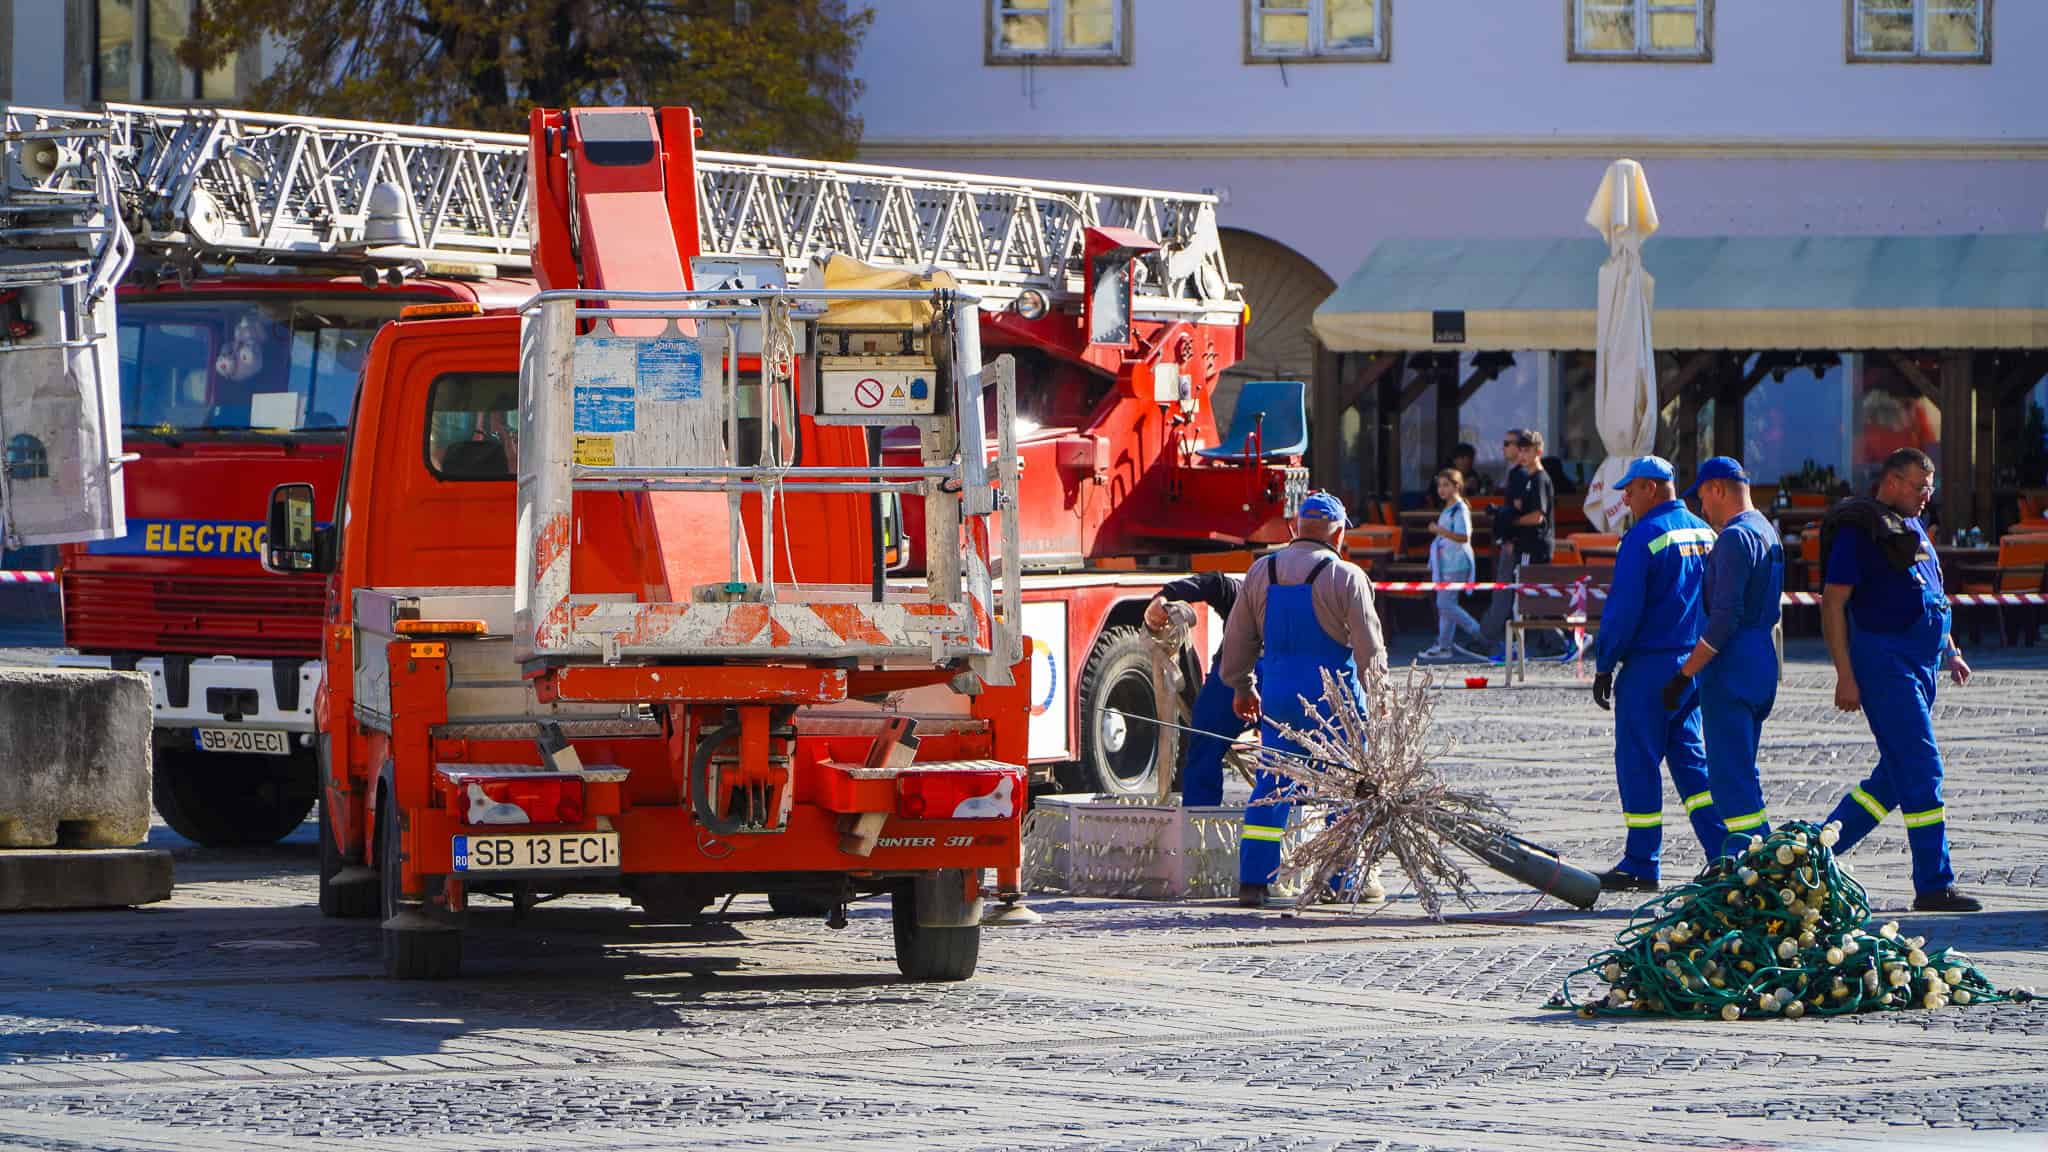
[891, 880, 980, 982]
[153, 743, 318, 847]
[1075, 626, 1167, 797]
[379, 795, 461, 980]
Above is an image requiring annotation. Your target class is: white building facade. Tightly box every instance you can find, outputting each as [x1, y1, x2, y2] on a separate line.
[853, 0, 2048, 504]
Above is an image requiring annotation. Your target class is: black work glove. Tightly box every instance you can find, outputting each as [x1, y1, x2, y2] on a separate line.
[1592, 672, 1613, 711]
[1662, 672, 1692, 712]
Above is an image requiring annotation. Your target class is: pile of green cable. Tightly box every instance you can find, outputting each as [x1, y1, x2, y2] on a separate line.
[1551, 820, 2035, 1021]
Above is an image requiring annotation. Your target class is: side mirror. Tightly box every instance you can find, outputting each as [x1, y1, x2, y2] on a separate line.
[880, 491, 911, 574]
[262, 482, 333, 575]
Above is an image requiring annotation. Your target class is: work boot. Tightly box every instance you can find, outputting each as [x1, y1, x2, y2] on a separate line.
[1596, 868, 1659, 894]
[1237, 883, 1269, 908]
[1911, 887, 1984, 913]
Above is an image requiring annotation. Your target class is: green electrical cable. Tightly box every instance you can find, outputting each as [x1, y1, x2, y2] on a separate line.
[1549, 820, 2037, 1021]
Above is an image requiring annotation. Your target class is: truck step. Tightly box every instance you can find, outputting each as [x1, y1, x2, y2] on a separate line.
[433, 763, 632, 784]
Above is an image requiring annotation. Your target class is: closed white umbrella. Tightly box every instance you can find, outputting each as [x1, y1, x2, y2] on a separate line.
[1580, 159, 1661, 534]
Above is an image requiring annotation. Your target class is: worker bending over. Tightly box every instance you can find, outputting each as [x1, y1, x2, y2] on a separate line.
[1667, 456, 1784, 840]
[1220, 492, 1387, 908]
[1816, 448, 1980, 913]
[1145, 571, 1244, 806]
[1591, 456, 1728, 893]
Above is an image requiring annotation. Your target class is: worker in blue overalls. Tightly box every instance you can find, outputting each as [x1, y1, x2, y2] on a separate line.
[1219, 491, 1388, 908]
[1591, 456, 1728, 893]
[1144, 571, 1243, 806]
[1664, 456, 1784, 842]
[1816, 447, 1981, 912]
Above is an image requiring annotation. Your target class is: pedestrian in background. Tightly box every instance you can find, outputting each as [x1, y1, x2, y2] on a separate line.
[1145, 572, 1243, 807]
[1421, 468, 1484, 660]
[1668, 456, 1784, 841]
[1815, 448, 1981, 912]
[1591, 455, 1727, 893]
[1220, 491, 1387, 907]
[1478, 429, 1531, 645]
[1450, 442, 1492, 497]
[1507, 429, 1569, 658]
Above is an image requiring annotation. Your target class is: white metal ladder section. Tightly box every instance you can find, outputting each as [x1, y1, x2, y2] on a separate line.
[3, 103, 1233, 312]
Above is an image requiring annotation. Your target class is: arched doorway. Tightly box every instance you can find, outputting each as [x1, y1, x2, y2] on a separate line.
[1214, 227, 1335, 434]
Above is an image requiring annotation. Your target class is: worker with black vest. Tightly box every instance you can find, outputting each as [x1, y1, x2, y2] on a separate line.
[1815, 448, 1981, 913]
[1145, 571, 1243, 807]
[1219, 492, 1387, 908]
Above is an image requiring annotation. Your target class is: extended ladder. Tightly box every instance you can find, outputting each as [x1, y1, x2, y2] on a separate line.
[2, 103, 1236, 311]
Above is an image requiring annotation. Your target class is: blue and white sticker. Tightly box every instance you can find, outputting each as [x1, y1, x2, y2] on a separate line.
[573, 385, 636, 433]
[636, 337, 703, 402]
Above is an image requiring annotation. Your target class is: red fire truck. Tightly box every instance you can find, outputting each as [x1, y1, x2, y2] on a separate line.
[8, 101, 1299, 843]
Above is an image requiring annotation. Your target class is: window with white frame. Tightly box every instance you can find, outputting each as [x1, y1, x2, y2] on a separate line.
[1248, 0, 1388, 62]
[1572, 0, 1710, 60]
[988, 0, 1129, 63]
[1850, 0, 1988, 61]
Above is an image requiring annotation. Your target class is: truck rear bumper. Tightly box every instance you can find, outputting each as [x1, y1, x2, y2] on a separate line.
[54, 654, 322, 734]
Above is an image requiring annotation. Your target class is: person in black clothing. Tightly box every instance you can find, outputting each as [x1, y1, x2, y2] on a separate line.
[1479, 429, 1531, 644]
[1507, 429, 1570, 656]
[1514, 430, 1557, 564]
[1145, 572, 1243, 806]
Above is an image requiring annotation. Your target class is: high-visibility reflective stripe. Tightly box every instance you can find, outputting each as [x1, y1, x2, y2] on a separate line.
[1850, 786, 1889, 822]
[1724, 809, 1770, 832]
[1683, 790, 1714, 813]
[1902, 806, 1946, 829]
[1240, 825, 1285, 842]
[1624, 811, 1664, 829]
[1647, 527, 1717, 555]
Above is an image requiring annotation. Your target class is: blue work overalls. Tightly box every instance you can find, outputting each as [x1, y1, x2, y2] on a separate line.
[1180, 668, 1238, 807]
[1596, 501, 1729, 879]
[1822, 520, 1955, 894]
[1240, 555, 1363, 886]
[1698, 509, 1784, 839]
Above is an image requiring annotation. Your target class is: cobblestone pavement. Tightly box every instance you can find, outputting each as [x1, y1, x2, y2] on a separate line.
[2, 641, 2045, 1151]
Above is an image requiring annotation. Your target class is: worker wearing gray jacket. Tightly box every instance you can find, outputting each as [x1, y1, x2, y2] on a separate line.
[1220, 492, 1388, 907]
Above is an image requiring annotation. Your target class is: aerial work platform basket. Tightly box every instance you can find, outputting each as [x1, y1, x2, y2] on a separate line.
[514, 278, 1022, 688]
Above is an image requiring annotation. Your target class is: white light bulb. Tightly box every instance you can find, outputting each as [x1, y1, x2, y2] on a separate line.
[1721, 1003, 1741, 1022]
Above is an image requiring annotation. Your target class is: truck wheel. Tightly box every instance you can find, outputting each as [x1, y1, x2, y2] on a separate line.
[1076, 626, 1165, 798]
[318, 794, 378, 919]
[379, 798, 461, 980]
[153, 744, 319, 847]
[891, 879, 980, 982]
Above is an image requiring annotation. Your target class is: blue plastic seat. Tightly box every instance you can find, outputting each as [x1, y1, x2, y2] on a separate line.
[1199, 379, 1308, 460]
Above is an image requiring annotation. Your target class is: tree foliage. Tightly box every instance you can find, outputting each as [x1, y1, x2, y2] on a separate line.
[186, 0, 871, 158]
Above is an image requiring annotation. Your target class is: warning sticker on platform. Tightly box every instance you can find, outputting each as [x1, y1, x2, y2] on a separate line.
[573, 385, 635, 433]
[635, 337, 703, 402]
[573, 435, 616, 466]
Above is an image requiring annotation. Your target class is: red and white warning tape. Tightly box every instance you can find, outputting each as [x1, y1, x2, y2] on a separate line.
[1374, 580, 2048, 607]
[0, 571, 55, 584]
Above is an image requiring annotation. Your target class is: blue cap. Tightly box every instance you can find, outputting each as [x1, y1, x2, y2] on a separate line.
[1617, 455, 1676, 487]
[1296, 491, 1350, 528]
[1682, 455, 1751, 500]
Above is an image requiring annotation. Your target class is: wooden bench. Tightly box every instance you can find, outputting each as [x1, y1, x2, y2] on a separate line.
[1505, 563, 1607, 685]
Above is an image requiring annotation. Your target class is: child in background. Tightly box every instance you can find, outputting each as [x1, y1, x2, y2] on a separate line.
[1422, 468, 1485, 660]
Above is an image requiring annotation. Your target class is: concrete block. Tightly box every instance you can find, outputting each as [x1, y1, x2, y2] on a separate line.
[0, 848, 172, 910]
[0, 667, 152, 847]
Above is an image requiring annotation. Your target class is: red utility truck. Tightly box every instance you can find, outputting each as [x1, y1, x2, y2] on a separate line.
[260, 103, 1030, 979]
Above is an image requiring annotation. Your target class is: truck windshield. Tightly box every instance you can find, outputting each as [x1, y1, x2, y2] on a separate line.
[116, 296, 411, 435]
